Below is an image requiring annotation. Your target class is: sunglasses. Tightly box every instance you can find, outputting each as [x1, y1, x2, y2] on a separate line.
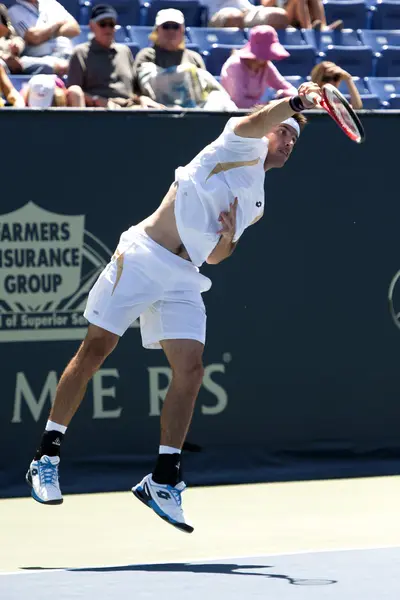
[160, 22, 180, 30]
[98, 20, 116, 28]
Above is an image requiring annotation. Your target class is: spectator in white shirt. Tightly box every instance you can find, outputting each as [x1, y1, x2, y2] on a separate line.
[205, 0, 288, 29]
[8, 0, 80, 75]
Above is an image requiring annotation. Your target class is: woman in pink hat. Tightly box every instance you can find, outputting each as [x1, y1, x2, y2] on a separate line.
[221, 25, 297, 109]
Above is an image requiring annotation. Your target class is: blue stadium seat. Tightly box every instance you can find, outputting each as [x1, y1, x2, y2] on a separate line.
[338, 76, 381, 106]
[323, 1, 368, 29]
[103, 0, 141, 26]
[277, 28, 306, 46]
[303, 27, 362, 50]
[259, 75, 304, 103]
[323, 46, 373, 75]
[145, 0, 205, 27]
[128, 25, 191, 48]
[385, 94, 400, 105]
[187, 27, 246, 52]
[9, 75, 31, 92]
[64, 0, 79, 19]
[375, 46, 400, 75]
[278, 46, 316, 77]
[371, 0, 400, 28]
[360, 29, 400, 50]
[126, 42, 140, 57]
[366, 75, 400, 105]
[72, 24, 129, 45]
[128, 26, 154, 48]
[203, 44, 242, 75]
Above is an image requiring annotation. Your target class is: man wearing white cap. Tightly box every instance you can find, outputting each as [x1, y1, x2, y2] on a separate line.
[134, 9, 205, 77]
[27, 81, 322, 534]
[134, 8, 236, 109]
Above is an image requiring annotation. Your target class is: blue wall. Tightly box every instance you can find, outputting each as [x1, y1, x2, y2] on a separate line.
[1, 110, 400, 497]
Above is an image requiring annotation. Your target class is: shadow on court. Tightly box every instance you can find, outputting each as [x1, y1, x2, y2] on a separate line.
[22, 563, 337, 586]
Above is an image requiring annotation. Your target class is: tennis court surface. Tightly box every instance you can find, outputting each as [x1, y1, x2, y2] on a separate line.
[1, 476, 400, 599]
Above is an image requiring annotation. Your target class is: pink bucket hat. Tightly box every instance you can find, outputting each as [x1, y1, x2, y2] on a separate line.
[238, 25, 289, 61]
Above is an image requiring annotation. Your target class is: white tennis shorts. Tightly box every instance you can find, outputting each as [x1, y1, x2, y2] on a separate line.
[84, 227, 212, 349]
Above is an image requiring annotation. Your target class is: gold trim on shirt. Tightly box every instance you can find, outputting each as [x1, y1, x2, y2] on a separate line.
[206, 158, 260, 181]
[111, 250, 124, 295]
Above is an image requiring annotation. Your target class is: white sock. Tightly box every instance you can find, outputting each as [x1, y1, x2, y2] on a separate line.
[45, 420, 67, 435]
[159, 445, 181, 455]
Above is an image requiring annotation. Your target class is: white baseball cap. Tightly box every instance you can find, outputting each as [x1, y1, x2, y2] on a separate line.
[28, 75, 56, 108]
[155, 8, 185, 26]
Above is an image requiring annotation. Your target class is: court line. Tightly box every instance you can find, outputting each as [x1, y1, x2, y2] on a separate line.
[1, 544, 399, 576]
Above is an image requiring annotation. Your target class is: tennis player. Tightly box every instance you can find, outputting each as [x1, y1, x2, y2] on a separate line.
[26, 81, 322, 533]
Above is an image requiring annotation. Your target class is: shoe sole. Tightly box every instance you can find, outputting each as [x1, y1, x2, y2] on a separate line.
[26, 471, 64, 506]
[132, 485, 194, 534]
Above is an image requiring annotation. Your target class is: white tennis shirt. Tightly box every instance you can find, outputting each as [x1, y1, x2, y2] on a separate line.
[174, 117, 268, 267]
[9, 0, 73, 58]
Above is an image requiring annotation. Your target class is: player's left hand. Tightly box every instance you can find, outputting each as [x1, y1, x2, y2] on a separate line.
[217, 197, 238, 239]
[298, 82, 322, 109]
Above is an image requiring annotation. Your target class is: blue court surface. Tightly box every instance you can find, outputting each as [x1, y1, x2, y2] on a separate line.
[1, 547, 399, 600]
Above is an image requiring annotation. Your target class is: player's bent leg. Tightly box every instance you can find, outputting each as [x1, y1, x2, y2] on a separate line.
[27, 324, 119, 505]
[132, 339, 204, 533]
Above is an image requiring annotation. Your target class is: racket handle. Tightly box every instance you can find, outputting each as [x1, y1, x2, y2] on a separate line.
[305, 92, 320, 106]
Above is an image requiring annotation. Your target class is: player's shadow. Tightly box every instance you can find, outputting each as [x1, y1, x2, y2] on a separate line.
[22, 563, 337, 586]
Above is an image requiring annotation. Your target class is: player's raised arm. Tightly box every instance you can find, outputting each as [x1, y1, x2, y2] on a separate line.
[234, 82, 322, 139]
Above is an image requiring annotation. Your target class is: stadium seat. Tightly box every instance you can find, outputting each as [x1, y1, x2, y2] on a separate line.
[187, 27, 246, 52]
[385, 94, 400, 105]
[145, 0, 205, 27]
[323, 1, 368, 29]
[323, 46, 373, 76]
[128, 25, 192, 48]
[277, 28, 306, 46]
[360, 29, 400, 51]
[203, 44, 241, 75]
[278, 46, 316, 77]
[126, 42, 140, 57]
[127, 25, 153, 48]
[338, 76, 382, 106]
[66, 0, 80, 19]
[303, 27, 362, 50]
[371, 0, 400, 28]
[366, 75, 400, 104]
[375, 46, 400, 75]
[9, 75, 31, 92]
[259, 75, 305, 103]
[72, 24, 129, 45]
[102, 0, 141, 26]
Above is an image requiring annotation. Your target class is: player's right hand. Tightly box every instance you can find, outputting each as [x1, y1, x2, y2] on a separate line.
[297, 82, 322, 109]
[217, 197, 238, 240]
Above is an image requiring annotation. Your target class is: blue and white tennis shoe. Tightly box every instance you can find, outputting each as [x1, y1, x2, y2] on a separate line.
[132, 474, 193, 533]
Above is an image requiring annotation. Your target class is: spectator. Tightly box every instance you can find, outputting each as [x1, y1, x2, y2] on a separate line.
[22, 73, 85, 107]
[68, 4, 161, 109]
[134, 8, 236, 110]
[262, 0, 343, 30]
[221, 25, 297, 109]
[310, 61, 362, 108]
[0, 61, 24, 105]
[205, 0, 288, 30]
[8, 0, 80, 75]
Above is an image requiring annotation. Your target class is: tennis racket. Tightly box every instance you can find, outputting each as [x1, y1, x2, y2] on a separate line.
[306, 83, 365, 144]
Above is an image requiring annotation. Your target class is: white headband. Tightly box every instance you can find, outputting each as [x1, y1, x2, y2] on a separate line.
[281, 117, 300, 137]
